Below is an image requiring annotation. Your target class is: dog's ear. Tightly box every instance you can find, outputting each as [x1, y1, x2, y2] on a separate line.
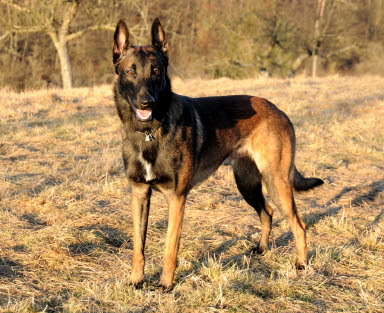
[151, 17, 168, 61]
[113, 19, 130, 64]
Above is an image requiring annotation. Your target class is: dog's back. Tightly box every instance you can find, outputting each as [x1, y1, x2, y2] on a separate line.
[112, 18, 323, 290]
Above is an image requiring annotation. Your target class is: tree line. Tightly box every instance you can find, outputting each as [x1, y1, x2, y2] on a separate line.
[0, 0, 383, 90]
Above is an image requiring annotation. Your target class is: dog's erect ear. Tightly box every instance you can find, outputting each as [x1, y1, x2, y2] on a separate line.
[151, 18, 168, 60]
[113, 19, 130, 64]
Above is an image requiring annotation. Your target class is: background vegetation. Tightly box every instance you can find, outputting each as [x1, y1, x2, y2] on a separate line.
[0, 1, 384, 312]
[1, 0, 384, 90]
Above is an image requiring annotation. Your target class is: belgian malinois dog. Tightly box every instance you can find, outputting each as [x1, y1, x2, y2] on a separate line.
[112, 18, 323, 290]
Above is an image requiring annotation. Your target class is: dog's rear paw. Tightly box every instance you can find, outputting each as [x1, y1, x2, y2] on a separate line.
[250, 243, 268, 255]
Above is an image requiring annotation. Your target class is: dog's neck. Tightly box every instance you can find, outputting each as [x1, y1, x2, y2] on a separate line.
[135, 118, 164, 141]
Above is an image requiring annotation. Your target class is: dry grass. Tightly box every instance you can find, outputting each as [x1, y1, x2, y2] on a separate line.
[1, 76, 383, 312]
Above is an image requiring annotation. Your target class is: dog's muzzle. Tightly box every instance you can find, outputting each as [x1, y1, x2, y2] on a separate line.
[134, 95, 155, 121]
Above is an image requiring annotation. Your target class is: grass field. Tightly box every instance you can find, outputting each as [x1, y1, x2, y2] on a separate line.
[1, 76, 383, 312]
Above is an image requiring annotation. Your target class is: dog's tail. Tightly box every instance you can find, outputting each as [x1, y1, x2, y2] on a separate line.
[293, 167, 324, 192]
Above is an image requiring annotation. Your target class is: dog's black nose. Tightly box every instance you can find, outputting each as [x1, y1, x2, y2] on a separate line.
[141, 100, 154, 107]
[140, 95, 155, 108]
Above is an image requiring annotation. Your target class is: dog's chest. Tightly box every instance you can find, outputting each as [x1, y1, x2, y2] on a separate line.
[138, 151, 156, 182]
[125, 143, 175, 186]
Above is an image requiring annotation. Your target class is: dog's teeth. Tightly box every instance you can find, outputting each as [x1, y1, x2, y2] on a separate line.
[136, 109, 152, 120]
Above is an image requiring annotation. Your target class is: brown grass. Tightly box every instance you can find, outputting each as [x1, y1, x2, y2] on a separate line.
[1, 76, 383, 312]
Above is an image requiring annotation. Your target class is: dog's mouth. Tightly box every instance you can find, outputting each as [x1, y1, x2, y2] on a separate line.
[134, 107, 153, 122]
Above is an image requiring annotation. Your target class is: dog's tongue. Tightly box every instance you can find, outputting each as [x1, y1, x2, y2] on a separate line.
[136, 109, 152, 120]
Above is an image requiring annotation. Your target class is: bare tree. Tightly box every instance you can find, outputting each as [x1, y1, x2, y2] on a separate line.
[312, 0, 326, 77]
[1, 0, 114, 88]
[1, 0, 383, 88]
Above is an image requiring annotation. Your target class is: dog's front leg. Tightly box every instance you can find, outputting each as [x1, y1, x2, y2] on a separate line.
[130, 182, 151, 287]
[159, 192, 187, 291]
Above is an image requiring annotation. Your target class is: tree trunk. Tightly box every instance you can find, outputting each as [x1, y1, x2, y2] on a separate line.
[311, 55, 318, 78]
[368, 0, 383, 41]
[2, 0, 116, 89]
[56, 41, 73, 89]
[49, 0, 78, 89]
[312, 0, 326, 77]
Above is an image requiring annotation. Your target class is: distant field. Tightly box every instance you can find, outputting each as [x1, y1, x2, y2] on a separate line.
[1, 76, 383, 312]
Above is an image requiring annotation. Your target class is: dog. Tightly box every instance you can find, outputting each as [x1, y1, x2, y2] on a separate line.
[112, 18, 323, 290]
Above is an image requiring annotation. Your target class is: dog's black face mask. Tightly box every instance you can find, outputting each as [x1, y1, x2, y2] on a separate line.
[113, 18, 169, 122]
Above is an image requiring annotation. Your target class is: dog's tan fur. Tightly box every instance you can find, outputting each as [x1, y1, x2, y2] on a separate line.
[112, 18, 323, 290]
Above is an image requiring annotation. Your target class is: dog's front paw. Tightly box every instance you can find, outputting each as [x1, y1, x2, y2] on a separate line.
[130, 272, 144, 289]
[157, 282, 173, 292]
[131, 280, 144, 289]
[295, 259, 306, 271]
[158, 275, 174, 292]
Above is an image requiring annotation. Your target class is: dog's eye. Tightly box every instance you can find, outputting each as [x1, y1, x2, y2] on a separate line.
[125, 69, 134, 75]
[153, 68, 160, 75]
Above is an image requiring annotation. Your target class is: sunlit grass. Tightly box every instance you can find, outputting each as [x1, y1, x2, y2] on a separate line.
[1, 76, 383, 312]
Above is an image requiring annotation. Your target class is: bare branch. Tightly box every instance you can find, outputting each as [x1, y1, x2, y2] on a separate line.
[10, 24, 51, 33]
[325, 45, 356, 58]
[0, 0, 30, 12]
[0, 32, 9, 41]
[47, 31, 59, 46]
[65, 24, 115, 42]
[59, 0, 79, 38]
[292, 53, 312, 73]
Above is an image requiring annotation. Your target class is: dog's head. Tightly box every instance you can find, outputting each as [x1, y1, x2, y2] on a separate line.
[113, 18, 169, 122]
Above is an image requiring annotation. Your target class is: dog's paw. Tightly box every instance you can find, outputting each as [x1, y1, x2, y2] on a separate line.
[157, 282, 173, 293]
[295, 260, 306, 271]
[250, 244, 267, 255]
[130, 279, 144, 289]
[158, 277, 174, 292]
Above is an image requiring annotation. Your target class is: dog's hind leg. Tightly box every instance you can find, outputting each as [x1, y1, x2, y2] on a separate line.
[262, 168, 307, 269]
[232, 158, 274, 254]
[247, 120, 307, 269]
[130, 183, 152, 287]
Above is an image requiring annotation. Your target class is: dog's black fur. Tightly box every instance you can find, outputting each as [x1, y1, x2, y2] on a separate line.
[112, 18, 323, 290]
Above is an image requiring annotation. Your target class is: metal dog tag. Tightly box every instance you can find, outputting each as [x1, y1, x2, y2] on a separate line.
[145, 132, 154, 141]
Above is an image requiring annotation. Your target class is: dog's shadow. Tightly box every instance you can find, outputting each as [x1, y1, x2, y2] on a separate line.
[0, 257, 24, 282]
[303, 177, 384, 230]
[157, 177, 384, 290]
[327, 178, 384, 207]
